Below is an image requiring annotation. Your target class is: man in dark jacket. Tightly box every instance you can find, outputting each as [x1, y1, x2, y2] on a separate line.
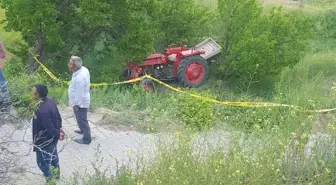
[32, 84, 63, 181]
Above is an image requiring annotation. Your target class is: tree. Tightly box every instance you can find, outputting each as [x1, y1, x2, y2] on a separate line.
[216, 0, 314, 79]
[153, 0, 213, 51]
[216, 0, 264, 75]
[0, 0, 112, 72]
[111, 0, 159, 59]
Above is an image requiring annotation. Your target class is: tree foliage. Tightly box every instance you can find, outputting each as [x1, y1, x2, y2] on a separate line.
[216, 0, 314, 78]
[0, 0, 112, 70]
[154, 0, 212, 50]
[0, 0, 315, 83]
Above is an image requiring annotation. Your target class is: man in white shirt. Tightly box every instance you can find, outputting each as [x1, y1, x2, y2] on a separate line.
[68, 56, 91, 144]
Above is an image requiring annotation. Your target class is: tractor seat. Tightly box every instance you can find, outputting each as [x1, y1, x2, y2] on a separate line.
[168, 50, 200, 62]
[181, 50, 197, 56]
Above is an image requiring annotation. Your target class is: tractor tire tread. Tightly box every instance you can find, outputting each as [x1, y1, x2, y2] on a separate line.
[177, 55, 209, 88]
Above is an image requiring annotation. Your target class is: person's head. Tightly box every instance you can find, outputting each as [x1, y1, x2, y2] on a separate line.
[68, 56, 82, 72]
[32, 84, 48, 100]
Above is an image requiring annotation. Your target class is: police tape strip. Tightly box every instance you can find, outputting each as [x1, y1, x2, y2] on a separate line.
[144, 75, 336, 113]
[145, 75, 296, 108]
[31, 53, 145, 86]
[31, 53, 336, 113]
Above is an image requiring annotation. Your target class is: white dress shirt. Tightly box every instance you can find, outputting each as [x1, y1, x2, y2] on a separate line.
[68, 66, 90, 108]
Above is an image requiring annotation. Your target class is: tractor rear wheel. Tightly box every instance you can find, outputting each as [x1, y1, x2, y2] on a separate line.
[139, 78, 155, 92]
[177, 55, 209, 88]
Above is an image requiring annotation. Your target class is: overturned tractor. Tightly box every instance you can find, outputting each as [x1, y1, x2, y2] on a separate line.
[122, 37, 221, 90]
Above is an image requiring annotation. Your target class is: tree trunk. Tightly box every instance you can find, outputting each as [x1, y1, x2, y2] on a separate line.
[221, 21, 234, 77]
[27, 31, 45, 74]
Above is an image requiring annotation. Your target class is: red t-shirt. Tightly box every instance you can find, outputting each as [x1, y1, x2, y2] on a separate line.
[0, 41, 6, 69]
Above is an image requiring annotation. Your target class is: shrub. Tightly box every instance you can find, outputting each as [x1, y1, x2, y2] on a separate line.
[176, 90, 215, 131]
[320, 9, 336, 39]
[216, 0, 314, 79]
[48, 85, 67, 105]
[3, 56, 26, 79]
[5, 59, 68, 117]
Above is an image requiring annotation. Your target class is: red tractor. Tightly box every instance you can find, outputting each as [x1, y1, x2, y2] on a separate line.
[122, 37, 221, 90]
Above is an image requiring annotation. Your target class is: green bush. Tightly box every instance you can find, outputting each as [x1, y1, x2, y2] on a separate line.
[3, 56, 26, 79]
[320, 9, 336, 39]
[216, 0, 314, 79]
[48, 85, 67, 105]
[176, 90, 215, 131]
[4, 59, 68, 117]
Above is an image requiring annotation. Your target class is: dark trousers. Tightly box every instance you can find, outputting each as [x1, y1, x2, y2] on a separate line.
[36, 142, 60, 179]
[73, 107, 91, 141]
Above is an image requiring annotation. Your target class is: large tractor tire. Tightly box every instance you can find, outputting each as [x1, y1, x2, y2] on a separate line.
[177, 55, 209, 88]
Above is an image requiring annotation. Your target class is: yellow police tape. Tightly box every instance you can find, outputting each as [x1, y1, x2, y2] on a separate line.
[31, 53, 144, 86]
[31, 53, 336, 113]
[145, 75, 336, 113]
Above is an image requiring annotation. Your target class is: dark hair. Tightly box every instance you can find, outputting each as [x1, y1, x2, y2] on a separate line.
[34, 84, 48, 98]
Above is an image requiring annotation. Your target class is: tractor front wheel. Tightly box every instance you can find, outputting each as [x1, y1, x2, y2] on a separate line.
[177, 55, 209, 88]
[139, 78, 155, 92]
[122, 67, 132, 81]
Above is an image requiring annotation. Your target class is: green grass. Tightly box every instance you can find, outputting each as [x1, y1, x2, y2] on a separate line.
[68, 131, 336, 185]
